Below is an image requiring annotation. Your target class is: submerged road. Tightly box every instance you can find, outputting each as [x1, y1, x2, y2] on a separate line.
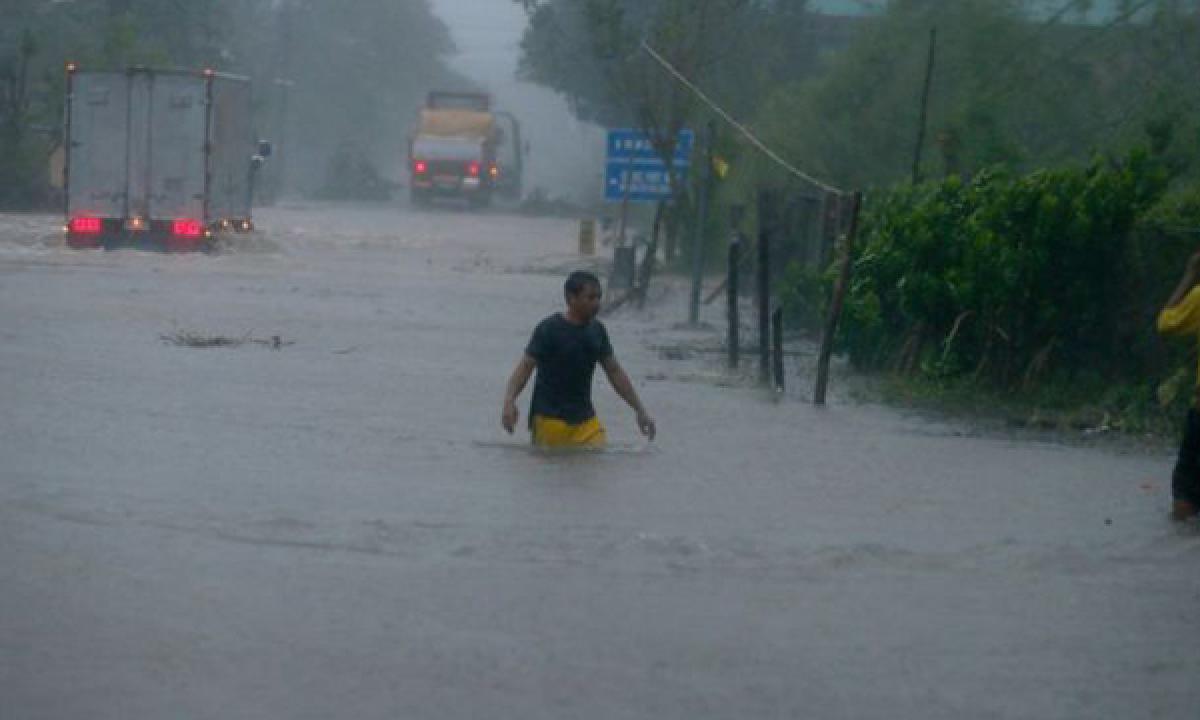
[1, 203, 1196, 719]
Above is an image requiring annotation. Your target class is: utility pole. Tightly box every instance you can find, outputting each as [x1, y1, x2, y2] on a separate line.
[911, 27, 937, 185]
[688, 120, 715, 326]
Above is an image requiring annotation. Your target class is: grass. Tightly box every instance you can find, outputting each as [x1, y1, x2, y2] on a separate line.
[853, 371, 1187, 448]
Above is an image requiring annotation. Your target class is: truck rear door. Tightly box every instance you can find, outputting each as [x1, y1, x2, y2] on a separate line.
[146, 73, 208, 223]
[67, 72, 129, 221]
[207, 76, 254, 222]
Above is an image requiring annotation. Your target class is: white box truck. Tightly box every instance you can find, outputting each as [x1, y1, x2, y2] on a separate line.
[64, 65, 269, 251]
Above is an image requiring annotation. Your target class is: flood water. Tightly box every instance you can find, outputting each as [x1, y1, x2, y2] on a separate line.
[0, 203, 1197, 719]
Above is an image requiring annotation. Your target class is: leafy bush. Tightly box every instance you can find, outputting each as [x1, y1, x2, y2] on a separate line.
[832, 148, 1200, 396]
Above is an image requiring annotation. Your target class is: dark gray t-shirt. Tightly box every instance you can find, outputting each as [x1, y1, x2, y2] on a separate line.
[525, 313, 614, 425]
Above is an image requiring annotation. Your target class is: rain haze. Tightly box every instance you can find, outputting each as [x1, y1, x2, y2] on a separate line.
[2, 1, 1199, 719]
[430, 0, 607, 205]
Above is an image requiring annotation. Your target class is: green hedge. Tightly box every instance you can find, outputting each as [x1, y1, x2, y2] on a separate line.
[834, 149, 1200, 394]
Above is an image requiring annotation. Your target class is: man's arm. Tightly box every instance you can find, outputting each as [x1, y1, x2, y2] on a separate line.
[502, 354, 536, 434]
[1159, 250, 1200, 336]
[600, 355, 656, 440]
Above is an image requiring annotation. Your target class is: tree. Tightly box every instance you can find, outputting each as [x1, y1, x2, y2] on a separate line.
[0, 0, 467, 206]
[517, 0, 816, 156]
[748, 0, 1200, 191]
[0, 29, 41, 208]
[517, 0, 817, 261]
[266, 0, 464, 194]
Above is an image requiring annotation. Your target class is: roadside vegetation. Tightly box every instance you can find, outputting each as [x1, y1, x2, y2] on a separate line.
[515, 0, 1200, 437]
[791, 1, 1200, 436]
[832, 150, 1200, 437]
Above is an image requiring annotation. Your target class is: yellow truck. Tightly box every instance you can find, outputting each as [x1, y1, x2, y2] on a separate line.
[407, 92, 523, 208]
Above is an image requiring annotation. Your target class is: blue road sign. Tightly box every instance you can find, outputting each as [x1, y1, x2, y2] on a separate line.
[607, 128, 694, 165]
[604, 128, 693, 203]
[604, 164, 683, 203]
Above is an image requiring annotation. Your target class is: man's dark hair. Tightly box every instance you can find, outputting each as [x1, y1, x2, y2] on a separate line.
[564, 270, 601, 297]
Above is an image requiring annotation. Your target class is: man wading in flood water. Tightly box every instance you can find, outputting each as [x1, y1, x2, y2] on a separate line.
[501, 271, 656, 448]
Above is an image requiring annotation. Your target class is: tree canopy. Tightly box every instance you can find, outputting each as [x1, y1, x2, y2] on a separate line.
[0, 0, 465, 208]
[516, 0, 1200, 194]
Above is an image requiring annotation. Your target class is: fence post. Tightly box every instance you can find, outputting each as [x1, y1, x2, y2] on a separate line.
[757, 190, 774, 386]
[689, 121, 715, 326]
[727, 235, 740, 370]
[637, 200, 666, 309]
[814, 191, 863, 406]
[772, 306, 784, 392]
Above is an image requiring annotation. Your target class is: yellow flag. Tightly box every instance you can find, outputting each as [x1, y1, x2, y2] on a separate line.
[712, 155, 730, 179]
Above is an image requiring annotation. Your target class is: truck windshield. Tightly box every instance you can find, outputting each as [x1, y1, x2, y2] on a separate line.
[412, 137, 483, 161]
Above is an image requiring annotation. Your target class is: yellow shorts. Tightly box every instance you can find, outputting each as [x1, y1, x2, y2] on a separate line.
[531, 415, 607, 449]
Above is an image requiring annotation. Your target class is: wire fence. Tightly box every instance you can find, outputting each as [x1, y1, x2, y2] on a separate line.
[639, 40, 862, 402]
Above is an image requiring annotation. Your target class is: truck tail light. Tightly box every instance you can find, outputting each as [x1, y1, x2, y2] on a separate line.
[467, 161, 481, 177]
[489, 164, 499, 179]
[413, 160, 428, 175]
[171, 219, 205, 238]
[69, 217, 103, 235]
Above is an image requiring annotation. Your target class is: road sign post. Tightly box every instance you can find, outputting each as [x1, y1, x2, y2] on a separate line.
[688, 122, 714, 326]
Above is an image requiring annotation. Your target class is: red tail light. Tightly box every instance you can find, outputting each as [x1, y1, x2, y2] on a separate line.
[413, 160, 428, 174]
[69, 217, 103, 235]
[171, 219, 204, 238]
[467, 161, 481, 177]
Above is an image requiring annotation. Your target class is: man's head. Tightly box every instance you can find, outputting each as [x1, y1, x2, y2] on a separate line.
[564, 271, 603, 322]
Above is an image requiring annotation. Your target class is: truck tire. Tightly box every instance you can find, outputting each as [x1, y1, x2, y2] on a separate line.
[66, 233, 102, 250]
[410, 188, 429, 207]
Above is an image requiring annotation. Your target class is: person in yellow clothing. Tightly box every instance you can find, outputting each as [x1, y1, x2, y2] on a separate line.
[1156, 251, 1200, 522]
[502, 271, 655, 448]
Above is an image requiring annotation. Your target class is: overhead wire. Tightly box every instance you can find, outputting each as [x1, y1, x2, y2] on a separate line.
[639, 39, 845, 196]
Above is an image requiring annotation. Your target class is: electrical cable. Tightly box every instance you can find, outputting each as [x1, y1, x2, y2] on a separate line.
[640, 39, 845, 195]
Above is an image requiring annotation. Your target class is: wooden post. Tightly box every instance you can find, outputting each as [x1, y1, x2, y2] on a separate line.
[814, 191, 863, 406]
[912, 27, 937, 185]
[772, 306, 785, 392]
[727, 235, 740, 370]
[757, 190, 773, 386]
[636, 200, 666, 309]
[688, 121, 715, 326]
[615, 154, 634, 247]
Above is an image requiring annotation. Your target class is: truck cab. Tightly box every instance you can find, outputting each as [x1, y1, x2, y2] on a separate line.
[406, 91, 506, 209]
[409, 134, 497, 208]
